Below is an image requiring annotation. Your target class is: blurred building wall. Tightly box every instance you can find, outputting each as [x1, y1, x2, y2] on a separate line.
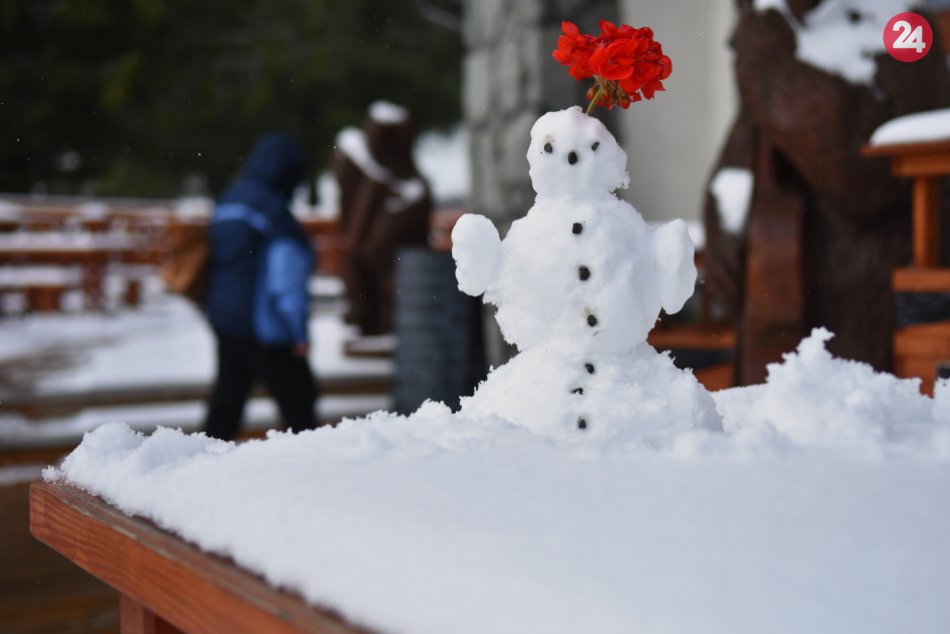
[617, 1, 737, 224]
[462, 0, 618, 235]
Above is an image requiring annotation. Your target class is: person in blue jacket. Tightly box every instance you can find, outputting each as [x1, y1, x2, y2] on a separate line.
[203, 133, 319, 440]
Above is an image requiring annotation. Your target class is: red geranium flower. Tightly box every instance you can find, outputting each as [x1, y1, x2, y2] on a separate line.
[589, 39, 639, 81]
[551, 19, 672, 113]
[552, 21, 597, 80]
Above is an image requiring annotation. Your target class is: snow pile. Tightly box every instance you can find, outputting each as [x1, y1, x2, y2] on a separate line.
[710, 167, 753, 234]
[462, 344, 721, 448]
[870, 107, 950, 146]
[754, 0, 914, 85]
[712, 328, 950, 457]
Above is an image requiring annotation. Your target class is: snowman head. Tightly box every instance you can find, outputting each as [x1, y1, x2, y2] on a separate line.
[527, 107, 629, 200]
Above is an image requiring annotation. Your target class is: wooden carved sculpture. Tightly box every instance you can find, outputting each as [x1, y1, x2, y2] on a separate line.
[332, 102, 433, 335]
[703, 0, 950, 384]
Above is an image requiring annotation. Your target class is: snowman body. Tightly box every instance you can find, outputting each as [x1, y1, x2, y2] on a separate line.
[489, 193, 655, 355]
[452, 107, 721, 446]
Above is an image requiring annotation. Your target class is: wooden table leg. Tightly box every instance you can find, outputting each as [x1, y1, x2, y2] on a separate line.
[120, 594, 183, 634]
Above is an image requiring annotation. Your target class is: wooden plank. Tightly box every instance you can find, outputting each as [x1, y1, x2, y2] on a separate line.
[892, 355, 936, 395]
[693, 362, 734, 392]
[894, 321, 950, 356]
[30, 482, 370, 634]
[861, 139, 950, 159]
[892, 267, 950, 292]
[648, 324, 736, 351]
[892, 152, 950, 178]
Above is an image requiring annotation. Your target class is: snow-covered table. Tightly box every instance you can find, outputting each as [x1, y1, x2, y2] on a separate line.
[29, 481, 361, 634]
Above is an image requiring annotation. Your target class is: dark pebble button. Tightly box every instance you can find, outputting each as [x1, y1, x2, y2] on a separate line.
[572, 222, 583, 235]
[577, 417, 587, 430]
[571, 387, 584, 395]
[579, 265, 590, 281]
[587, 314, 598, 327]
[585, 363, 595, 374]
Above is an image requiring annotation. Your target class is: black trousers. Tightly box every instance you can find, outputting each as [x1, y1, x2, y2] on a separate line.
[204, 333, 319, 440]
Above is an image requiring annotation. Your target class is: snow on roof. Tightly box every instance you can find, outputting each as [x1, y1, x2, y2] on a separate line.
[44, 328, 950, 634]
[754, 0, 915, 85]
[869, 107, 950, 146]
[368, 100, 409, 125]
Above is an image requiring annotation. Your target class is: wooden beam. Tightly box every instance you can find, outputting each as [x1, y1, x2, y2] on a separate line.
[860, 139, 950, 159]
[913, 177, 940, 267]
[892, 267, 950, 292]
[893, 153, 950, 178]
[30, 482, 371, 634]
[647, 324, 736, 351]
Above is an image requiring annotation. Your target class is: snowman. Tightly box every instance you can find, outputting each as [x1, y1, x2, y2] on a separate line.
[452, 107, 721, 447]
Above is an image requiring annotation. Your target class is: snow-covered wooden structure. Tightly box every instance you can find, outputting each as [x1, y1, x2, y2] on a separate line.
[863, 119, 950, 394]
[30, 481, 361, 634]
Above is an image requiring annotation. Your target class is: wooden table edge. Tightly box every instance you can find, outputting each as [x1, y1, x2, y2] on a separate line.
[29, 481, 370, 634]
[860, 138, 950, 157]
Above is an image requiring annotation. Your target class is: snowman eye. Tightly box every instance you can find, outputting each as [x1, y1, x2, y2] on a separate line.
[591, 142, 599, 151]
[544, 142, 553, 154]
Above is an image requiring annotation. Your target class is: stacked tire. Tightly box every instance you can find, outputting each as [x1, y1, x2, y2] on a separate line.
[393, 248, 486, 414]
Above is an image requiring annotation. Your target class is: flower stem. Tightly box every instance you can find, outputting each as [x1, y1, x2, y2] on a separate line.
[586, 85, 603, 115]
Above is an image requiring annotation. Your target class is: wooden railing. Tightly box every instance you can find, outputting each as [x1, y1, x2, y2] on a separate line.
[30, 482, 366, 634]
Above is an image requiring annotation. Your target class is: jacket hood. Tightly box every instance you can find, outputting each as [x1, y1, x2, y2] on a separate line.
[242, 133, 305, 198]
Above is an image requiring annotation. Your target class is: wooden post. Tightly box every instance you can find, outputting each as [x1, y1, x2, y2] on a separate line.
[913, 176, 939, 267]
[738, 137, 805, 385]
[120, 594, 183, 634]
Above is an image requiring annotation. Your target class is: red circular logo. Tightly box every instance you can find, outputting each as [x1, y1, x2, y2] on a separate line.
[884, 12, 933, 62]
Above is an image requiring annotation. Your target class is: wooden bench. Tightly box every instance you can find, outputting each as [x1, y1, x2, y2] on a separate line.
[0, 266, 83, 313]
[30, 481, 366, 634]
[862, 138, 950, 394]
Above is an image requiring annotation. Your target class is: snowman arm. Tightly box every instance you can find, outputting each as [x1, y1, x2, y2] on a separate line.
[651, 219, 697, 314]
[451, 213, 501, 297]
